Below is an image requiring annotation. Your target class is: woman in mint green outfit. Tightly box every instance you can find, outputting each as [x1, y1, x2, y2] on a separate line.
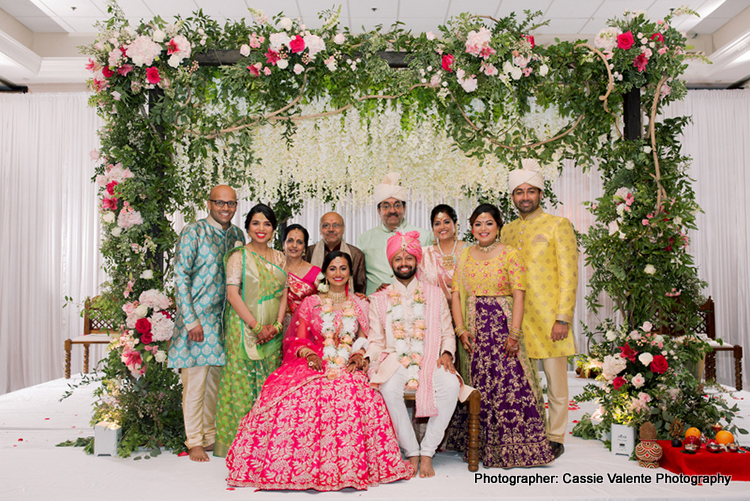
[214, 204, 287, 457]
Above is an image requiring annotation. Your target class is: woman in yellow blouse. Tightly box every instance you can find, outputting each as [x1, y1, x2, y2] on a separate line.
[447, 203, 553, 469]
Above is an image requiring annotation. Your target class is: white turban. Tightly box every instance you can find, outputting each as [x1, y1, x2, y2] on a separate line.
[373, 172, 408, 205]
[508, 158, 545, 193]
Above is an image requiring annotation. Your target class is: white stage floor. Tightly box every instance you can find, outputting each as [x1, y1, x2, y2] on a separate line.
[1, 373, 748, 501]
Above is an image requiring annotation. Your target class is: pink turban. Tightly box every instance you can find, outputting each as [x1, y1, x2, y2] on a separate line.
[386, 231, 422, 264]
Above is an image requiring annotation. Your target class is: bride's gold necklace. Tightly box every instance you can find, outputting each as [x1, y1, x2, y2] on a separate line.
[327, 290, 348, 304]
[477, 240, 501, 253]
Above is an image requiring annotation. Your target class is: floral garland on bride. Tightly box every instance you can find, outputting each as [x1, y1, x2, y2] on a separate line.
[387, 285, 426, 389]
[319, 298, 358, 380]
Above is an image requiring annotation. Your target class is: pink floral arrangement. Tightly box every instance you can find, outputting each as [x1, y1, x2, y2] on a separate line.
[119, 289, 174, 378]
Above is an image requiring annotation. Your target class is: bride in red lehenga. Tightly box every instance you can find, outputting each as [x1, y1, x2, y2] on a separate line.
[226, 251, 413, 491]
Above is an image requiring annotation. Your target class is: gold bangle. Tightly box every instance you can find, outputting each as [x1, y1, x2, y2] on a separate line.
[272, 320, 283, 333]
[251, 322, 262, 335]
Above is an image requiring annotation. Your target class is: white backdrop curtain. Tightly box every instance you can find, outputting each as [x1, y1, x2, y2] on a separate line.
[1, 89, 748, 394]
[0, 93, 105, 394]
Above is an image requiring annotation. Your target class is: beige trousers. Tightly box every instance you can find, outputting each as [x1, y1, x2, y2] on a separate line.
[181, 365, 221, 449]
[539, 356, 568, 444]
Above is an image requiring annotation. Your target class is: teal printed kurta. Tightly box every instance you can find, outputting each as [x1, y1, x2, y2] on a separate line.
[357, 221, 432, 295]
[168, 216, 245, 368]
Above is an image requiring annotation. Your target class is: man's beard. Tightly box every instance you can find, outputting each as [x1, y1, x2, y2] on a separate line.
[393, 265, 417, 280]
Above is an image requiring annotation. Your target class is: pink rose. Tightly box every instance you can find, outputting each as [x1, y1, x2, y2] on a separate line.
[650, 33, 664, 44]
[413, 319, 425, 330]
[146, 66, 161, 84]
[334, 356, 346, 366]
[343, 308, 356, 316]
[441, 54, 454, 72]
[342, 335, 353, 344]
[122, 302, 137, 315]
[406, 379, 419, 390]
[289, 35, 305, 53]
[321, 303, 333, 313]
[525, 35, 535, 48]
[140, 331, 153, 344]
[633, 53, 649, 72]
[323, 338, 334, 346]
[106, 180, 118, 196]
[410, 353, 422, 365]
[399, 356, 411, 368]
[617, 31, 634, 50]
[102, 66, 115, 78]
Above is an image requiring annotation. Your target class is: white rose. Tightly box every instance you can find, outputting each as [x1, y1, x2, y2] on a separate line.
[154, 350, 167, 363]
[605, 330, 617, 341]
[141, 269, 154, 279]
[277, 59, 289, 69]
[102, 212, 115, 224]
[111, 227, 122, 237]
[294, 63, 305, 75]
[643, 146, 652, 154]
[510, 66, 523, 80]
[630, 330, 641, 340]
[135, 304, 149, 318]
[641, 321, 653, 332]
[638, 352, 653, 366]
[279, 17, 293, 30]
[539, 64, 549, 76]
[240, 44, 250, 57]
[152, 30, 166, 43]
[644, 264, 656, 275]
[333, 33, 345, 44]
[625, 160, 635, 170]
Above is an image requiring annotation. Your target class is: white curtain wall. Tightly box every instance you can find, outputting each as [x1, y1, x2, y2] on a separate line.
[0, 93, 106, 394]
[1, 90, 748, 394]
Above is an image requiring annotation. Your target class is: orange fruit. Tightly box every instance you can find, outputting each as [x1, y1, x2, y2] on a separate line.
[685, 427, 701, 439]
[716, 430, 734, 445]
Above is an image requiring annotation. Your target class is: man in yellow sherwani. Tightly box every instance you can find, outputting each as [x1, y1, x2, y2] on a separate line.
[500, 159, 578, 459]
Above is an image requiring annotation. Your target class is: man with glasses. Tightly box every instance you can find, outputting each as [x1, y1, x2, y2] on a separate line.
[168, 185, 245, 462]
[358, 172, 432, 295]
[305, 212, 367, 294]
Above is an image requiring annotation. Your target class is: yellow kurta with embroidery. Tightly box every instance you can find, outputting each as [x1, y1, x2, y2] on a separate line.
[500, 208, 578, 359]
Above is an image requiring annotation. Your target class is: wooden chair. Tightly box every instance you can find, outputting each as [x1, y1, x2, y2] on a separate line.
[403, 387, 482, 472]
[64, 297, 116, 378]
[700, 297, 743, 390]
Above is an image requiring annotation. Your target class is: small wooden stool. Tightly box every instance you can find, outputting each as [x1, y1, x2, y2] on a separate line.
[404, 388, 481, 471]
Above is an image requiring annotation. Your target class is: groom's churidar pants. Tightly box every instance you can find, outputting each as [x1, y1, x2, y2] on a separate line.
[379, 365, 459, 457]
[539, 356, 568, 444]
[181, 365, 221, 449]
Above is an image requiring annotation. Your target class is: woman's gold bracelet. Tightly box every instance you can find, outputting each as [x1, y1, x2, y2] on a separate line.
[508, 326, 522, 341]
[455, 324, 468, 336]
[272, 320, 283, 333]
[251, 322, 262, 335]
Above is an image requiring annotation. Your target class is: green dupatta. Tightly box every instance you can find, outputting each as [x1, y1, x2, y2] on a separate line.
[226, 247, 287, 360]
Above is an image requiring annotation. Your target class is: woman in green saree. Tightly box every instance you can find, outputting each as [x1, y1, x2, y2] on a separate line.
[214, 204, 287, 457]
